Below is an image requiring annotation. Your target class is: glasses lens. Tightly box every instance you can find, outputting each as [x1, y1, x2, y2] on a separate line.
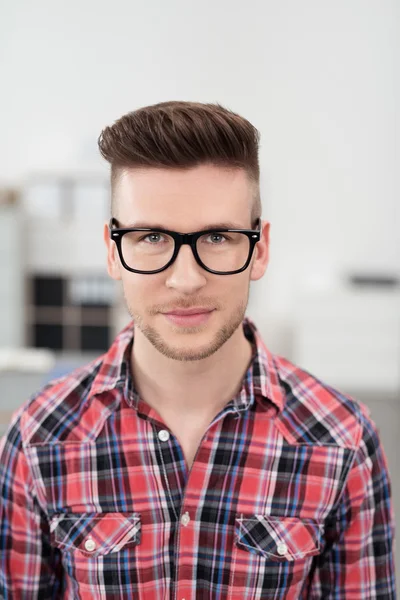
[196, 232, 250, 272]
[120, 230, 251, 273]
[121, 231, 175, 271]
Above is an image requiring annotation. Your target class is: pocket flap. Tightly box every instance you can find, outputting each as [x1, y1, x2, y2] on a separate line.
[50, 512, 141, 557]
[235, 515, 323, 561]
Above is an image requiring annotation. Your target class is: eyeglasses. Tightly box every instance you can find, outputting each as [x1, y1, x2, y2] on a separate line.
[109, 218, 261, 275]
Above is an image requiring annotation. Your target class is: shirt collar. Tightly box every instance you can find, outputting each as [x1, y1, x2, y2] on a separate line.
[89, 316, 284, 415]
[233, 317, 284, 414]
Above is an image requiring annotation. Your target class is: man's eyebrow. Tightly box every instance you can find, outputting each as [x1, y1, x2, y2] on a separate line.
[117, 220, 249, 231]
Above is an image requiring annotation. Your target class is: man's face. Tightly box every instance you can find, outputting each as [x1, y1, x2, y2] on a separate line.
[104, 164, 269, 362]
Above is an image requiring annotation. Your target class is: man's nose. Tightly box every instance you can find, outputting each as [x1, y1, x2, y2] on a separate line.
[165, 244, 207, 293]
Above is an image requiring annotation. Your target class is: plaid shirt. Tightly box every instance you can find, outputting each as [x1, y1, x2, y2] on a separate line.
[0, 317, 396, 599]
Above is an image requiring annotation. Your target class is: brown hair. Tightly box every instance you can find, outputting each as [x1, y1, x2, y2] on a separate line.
[98, 101, 261, 223]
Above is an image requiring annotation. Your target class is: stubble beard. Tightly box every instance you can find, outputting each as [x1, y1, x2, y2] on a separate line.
[125, 294, 249, 362]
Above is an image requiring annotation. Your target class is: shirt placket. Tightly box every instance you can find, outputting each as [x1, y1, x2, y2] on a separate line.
[169, 406, 241, 600]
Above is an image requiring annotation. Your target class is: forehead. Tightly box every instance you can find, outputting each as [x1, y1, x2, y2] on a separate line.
[113, 165, 254, 229]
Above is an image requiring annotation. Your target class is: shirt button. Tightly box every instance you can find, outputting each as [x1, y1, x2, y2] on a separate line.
[158, 429, 170, 442]
[84, 538, 96, 552]
[181, 512, 190, 526]
[277, 542, 288, 556]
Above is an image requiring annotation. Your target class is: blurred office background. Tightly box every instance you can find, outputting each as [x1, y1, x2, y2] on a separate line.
[0, 0, 399, 583]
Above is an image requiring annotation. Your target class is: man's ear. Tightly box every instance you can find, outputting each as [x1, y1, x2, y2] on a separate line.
[250, 220, 270, 281]
[103, 222, 122, 281]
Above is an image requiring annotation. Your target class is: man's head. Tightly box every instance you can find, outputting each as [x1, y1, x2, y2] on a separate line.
[99, 101, 270, 362]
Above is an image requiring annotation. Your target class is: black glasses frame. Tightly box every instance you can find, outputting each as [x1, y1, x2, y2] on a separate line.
[109, 218, 262, 275]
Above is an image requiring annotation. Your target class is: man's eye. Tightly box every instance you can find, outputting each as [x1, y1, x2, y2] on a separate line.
[140, 233, 164, 243]
[205, 233, 229, 244]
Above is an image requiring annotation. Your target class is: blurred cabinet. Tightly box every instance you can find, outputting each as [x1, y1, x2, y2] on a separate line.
[20, 174, 119, 353]
[26, 273, 115, 352]
[22, 175, 109, 272]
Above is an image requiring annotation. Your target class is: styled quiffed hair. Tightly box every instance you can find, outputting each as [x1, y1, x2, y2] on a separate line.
[98, 101, 261, 223]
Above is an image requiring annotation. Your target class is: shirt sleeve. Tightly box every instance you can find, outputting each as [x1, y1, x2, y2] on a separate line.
[0, 412, 63, 599]
[307, 407, 396, 598]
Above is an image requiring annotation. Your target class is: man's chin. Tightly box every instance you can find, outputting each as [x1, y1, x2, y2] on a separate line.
[140, 333, 220, 362]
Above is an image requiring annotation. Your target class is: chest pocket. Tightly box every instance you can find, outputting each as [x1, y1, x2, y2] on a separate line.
[235, 514, 324, 561]
[50, 512, 141, 558]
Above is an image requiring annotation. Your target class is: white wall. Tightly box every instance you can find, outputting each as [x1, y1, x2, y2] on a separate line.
[0, 0, 398, 357]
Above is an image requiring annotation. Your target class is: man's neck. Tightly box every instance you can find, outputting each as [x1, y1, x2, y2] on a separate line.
[130, 325, 254, 421]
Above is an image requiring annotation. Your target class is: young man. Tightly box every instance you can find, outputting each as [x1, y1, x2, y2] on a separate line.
[0, 102, 395, 598]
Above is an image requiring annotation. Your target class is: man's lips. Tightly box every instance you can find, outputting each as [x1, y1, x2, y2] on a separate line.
[164, 308, 214, 316]
[162, 309, 214, 326]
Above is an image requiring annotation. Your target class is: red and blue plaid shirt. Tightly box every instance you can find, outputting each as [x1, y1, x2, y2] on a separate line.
[0, 316, 396, 599]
